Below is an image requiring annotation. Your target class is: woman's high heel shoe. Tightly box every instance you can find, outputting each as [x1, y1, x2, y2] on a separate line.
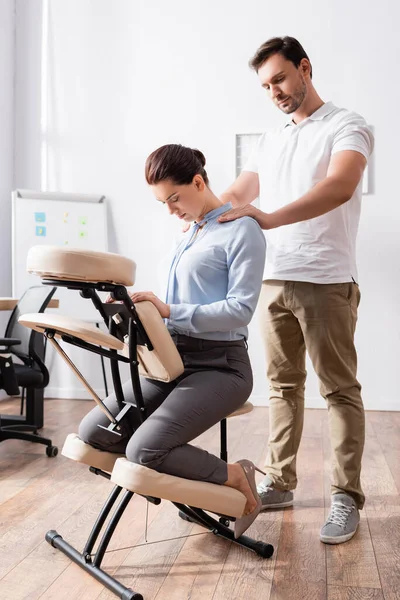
[234, 459, 266, 539]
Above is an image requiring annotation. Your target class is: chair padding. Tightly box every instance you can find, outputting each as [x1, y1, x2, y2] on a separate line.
[19, 303, 184, 382]
[229, 401, 253, 418]
[62, 433, 123, 472]
[27, 245, 136, 287]
[62, 435, 246, 518]
[111, 457, 246, 518]
[18, 313, 125, 351]
[132, 301, 184, 382]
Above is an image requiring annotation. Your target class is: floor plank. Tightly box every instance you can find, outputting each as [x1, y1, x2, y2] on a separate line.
[212, 411, 278, 600]
[269, 412, 327, 600]
[327, 586, 384, 600]
[361, 432, 400, 600]
[0, 399, 398, 600]
[322, 413, 381, 591]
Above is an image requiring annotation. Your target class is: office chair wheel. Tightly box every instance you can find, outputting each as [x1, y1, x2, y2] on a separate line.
[254, 541, 274, 558]
[46, 445, 58, 458]
[219, 517, 230, 527]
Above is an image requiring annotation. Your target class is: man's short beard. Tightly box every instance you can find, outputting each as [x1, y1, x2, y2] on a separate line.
[280, 79, 307, 114]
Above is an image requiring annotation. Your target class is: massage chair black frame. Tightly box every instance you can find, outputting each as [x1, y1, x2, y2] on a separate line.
[37, 278, 273, 600]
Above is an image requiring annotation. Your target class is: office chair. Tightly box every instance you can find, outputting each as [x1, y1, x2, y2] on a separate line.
[0, 285, 58, 457]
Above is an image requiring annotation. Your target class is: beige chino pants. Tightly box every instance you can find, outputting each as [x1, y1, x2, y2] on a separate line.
[260, 280, 365, 508]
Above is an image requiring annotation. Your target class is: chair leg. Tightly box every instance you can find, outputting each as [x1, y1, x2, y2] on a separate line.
[1, 387, 45, 429]
[20, 388, 26, 415]
[25, 386, 44, 429]
[96, 322, 109, 397]
[179, 418, 229, 525]
[220, 418, 228, 462]
[46, 485, 143, 600]
[93, 490, 133, 567]
[83, 485, 123, 556]
[174, 503, 274, 558]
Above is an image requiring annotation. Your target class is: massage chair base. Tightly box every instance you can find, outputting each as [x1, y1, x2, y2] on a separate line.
[46, 529, 143, 600]
[45, 485, 273, 600]
[178, 508, 231, 527]
[52, 433, 274, 598]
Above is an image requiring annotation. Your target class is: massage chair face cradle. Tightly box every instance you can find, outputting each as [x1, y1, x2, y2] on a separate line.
[19, 246, 273, 600]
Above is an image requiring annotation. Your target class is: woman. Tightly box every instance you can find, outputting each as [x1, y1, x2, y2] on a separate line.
[79, 144, 266, 537]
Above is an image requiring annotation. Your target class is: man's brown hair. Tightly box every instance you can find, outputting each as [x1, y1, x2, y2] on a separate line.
[249, 36, 312, 78]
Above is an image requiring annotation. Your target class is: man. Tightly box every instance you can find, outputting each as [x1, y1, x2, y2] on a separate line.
[218, 36, 374, 544]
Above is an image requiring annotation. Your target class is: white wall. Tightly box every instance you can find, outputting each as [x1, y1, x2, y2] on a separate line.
[12, 0, 400, 409]
[0, 0, 15, 334]
[0, 0, 15, 401]
[14, 0, 43, 190]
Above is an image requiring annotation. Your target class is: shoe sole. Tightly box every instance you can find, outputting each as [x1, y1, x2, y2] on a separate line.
[320, 524, 358, 545]
[260, 499, 294, 510]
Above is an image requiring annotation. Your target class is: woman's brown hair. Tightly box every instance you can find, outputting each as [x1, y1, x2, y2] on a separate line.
[145, 144, 209, 186]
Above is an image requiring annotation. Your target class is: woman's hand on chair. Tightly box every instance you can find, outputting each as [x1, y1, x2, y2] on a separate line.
[129, 292, 171, 319]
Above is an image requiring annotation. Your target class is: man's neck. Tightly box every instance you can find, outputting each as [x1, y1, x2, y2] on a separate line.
[291, 91, 325, 124]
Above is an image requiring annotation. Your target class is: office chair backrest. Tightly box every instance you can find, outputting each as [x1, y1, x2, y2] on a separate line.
[5, 286, 56, 362]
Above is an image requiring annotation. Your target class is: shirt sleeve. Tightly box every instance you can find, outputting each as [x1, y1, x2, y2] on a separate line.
[242, 134, 265, 174]
[168, 218, 266, 333]
[331, 112, 374, 160]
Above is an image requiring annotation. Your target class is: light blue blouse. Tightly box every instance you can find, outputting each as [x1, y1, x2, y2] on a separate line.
[163, 203, 266, 341]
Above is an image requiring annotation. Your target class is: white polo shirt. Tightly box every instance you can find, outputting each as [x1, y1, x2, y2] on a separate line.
[244, 102, 374, 283]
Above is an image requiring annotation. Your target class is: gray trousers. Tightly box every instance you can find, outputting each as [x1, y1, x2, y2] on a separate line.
[79, 334, 253, 485]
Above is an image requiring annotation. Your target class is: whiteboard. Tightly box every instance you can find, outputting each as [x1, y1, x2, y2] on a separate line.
[12, 189, 108, 320]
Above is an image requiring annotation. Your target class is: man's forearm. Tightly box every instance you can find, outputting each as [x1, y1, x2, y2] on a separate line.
[218, 151, 365, 229]
[220, 191, 249, 207]
[220, 191, 235, 205]
[265, 176, 353, 229]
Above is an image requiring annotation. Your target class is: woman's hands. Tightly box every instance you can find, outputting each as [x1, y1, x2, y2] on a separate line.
[129, 292, 171, 318]
[105, 291, 170, 318]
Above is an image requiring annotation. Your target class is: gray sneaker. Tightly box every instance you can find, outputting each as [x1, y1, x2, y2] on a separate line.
[257, 478, 294, 510]
[320, 493, 360, 544]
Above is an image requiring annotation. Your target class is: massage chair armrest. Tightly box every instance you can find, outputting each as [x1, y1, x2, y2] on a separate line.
[0, 338, 22, 349]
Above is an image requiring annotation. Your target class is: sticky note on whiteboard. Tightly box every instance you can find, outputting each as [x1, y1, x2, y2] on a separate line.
[36, 226, 46, 237]
[35, 212, 46, 222]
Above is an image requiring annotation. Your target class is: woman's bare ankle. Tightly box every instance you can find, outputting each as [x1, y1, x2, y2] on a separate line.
[225, 463, 243, 488]
[225, 463, 256, 514]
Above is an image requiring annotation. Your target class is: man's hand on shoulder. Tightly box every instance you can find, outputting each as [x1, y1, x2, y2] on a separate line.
[218, 204, 270, 229]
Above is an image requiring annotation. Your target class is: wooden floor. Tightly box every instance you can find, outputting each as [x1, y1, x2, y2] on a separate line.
[0, 398, 399, 600]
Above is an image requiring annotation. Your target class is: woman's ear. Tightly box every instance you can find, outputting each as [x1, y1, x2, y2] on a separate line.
[193, 174, 206, 191]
